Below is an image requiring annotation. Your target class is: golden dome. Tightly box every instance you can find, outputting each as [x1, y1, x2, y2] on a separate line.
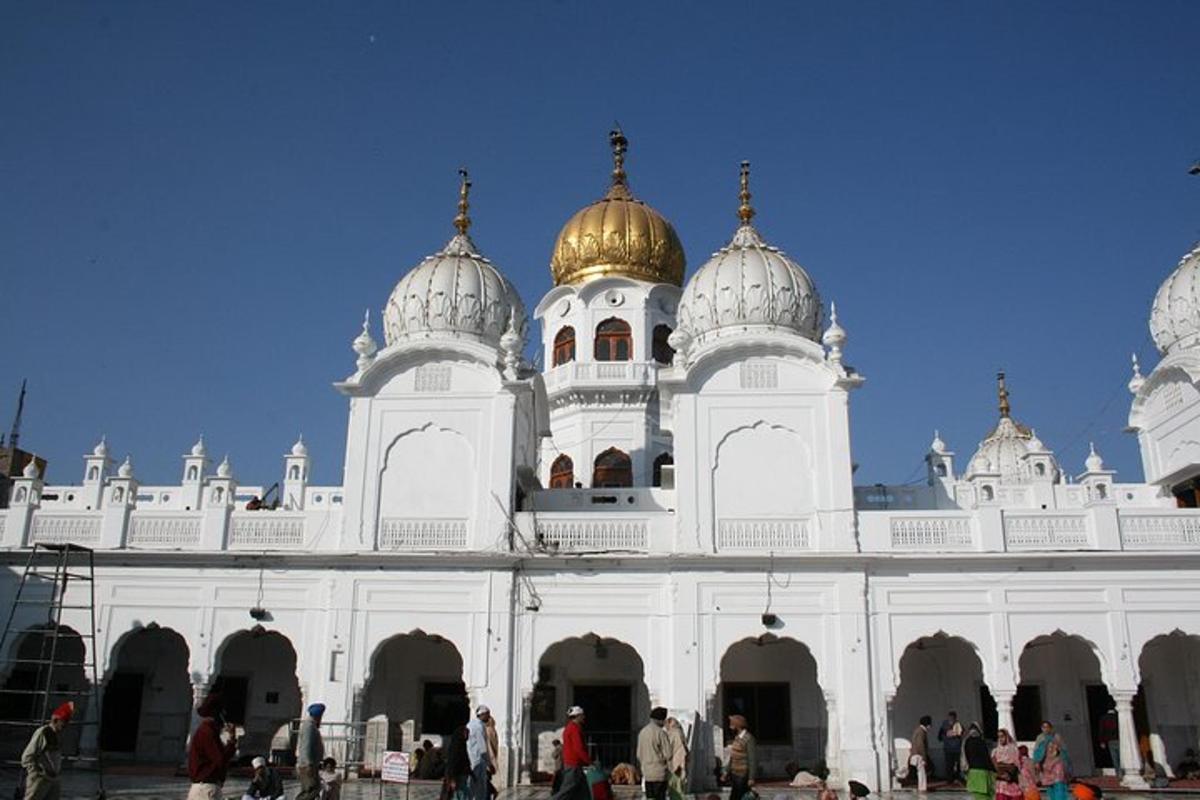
[550, 130, 686, 286]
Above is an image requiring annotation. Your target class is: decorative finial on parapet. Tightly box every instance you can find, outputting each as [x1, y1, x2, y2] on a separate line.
[1128, 352, 1145, 394]
[453, 168, 472, 235]
[352, 309, 378, 372]
[738, 160, 755, 226]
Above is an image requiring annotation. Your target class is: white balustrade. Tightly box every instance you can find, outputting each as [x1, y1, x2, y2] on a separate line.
[535, 518, 648, 552]
[890, 516, 974, 549]
[1119, 512, 1200, 548]
[717, 518, 810, 551]
[229, 514, 306, 549]
[1003, 513, 1090, 549]
[379, 518, 468, 550]
[128, 514, 202, 548]
[30, 513, 101, 545]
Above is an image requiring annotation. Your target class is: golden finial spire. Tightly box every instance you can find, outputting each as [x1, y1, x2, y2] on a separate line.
[997, 371, 1011, 419]
[609, 126, 628, 188]
[453, 168, 471, 235]
[738, 160, 755, 226]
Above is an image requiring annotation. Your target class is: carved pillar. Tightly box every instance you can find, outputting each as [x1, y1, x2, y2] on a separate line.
[994, 690, 1015, 739]
[1114, 692, 1147, 788]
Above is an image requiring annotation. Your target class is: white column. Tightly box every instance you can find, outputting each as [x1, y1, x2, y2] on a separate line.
[1114, 692, 1147, 788]
[994, 690, 1015, 739]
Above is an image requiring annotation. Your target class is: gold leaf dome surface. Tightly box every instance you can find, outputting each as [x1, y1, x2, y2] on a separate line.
[550, 131, 686, 287]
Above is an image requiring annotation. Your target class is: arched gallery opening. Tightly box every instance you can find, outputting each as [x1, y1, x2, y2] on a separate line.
[717, 635, 827, 779]
[892, 634, 996, 779]
[0, 624, 88, 760]
[1138, 631, 1200, 771]
[99, 625, 191, 762]
[531, 635, 650, 770]
[213, 627, 302, 763]
[361, 630, 468, 758]
[1017, 633, 1110, 777]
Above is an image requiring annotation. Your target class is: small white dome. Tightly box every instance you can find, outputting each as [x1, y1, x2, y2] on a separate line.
[678, 224, 822, 344]
[191, 436, 206, 457]
[291, 435, 308, 457]
[117, 455, 134, 479]
[1085, 442, 1105, 472]
[216, 455, 232, 479]
[22, 459, 39, 479]
[91, 436, 108, 457]
[930, 430, 947, 454]
[1149, 243, 1200, 355]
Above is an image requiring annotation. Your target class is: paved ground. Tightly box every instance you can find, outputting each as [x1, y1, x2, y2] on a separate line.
[6, 774, 1200, 800]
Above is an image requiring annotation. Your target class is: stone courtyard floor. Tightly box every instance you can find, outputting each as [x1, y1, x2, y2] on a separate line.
[7, 774, 1200, 800]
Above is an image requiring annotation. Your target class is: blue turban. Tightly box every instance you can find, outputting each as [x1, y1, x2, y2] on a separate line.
[308, 703, 326, 718]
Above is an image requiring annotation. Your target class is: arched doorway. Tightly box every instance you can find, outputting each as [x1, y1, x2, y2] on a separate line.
[892, 633, 995, 781]
[0, 624, 88, 760]
[593, 448, 632, 488]
[1017, 632, 1109, 776]
[532, 635, 650, 770]
[362, 631, 467, 758]
[100, 626, 191, 762]
[718, 635, 827, 779]
[1138, 631, 1200, 772]
[213, 627, 301, 763]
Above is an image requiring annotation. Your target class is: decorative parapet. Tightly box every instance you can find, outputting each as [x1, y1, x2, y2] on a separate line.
[1118, 511, 1200, 549]
[535, 518, 649, 552]
[889, 516, 975, 550]
[378, 518, 468, 551]
[1002, 512, 1090, 549]
[127, 513, 202, 548]
[30, 512, 101, 545]
[229, 514, 307, 549]
[717, 518, 810, 551]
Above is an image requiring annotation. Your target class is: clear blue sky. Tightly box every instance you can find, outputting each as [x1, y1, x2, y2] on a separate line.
[3, 1, 1199, 487]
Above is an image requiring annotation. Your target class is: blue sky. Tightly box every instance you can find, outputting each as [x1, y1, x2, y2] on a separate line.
[3, 1, 1199, 487]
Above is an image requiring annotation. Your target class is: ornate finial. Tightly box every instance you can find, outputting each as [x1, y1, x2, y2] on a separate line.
[453, 168, 471, 235]
[1128, 352, 1145, 394]
[997, 371, 1011, 419]
[353, 308, 378, 371]
[738, 160, 755, 225]
[609, 126, 628, 188]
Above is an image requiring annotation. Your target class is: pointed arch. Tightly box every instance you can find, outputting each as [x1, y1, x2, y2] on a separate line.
[593, 447, 632, 488]
[553, 326, 576, 366]
[594, 317, 632, 361]
[550, 454, 574, 489]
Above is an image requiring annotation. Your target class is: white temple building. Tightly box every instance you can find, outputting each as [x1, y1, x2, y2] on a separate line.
[3, 132, 1200, 792]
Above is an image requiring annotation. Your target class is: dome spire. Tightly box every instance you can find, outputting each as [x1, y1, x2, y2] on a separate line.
[606, 126, 632, 199]
[453, 168, 472, 235]
[997, 371, 1011, 419]
[738, 160, 755, 226]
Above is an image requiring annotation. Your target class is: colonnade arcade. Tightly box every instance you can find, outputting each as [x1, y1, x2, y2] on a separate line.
[1, 621, 1199, 785]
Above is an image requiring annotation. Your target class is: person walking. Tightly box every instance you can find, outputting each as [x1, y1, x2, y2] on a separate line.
[962, 723, 994, 800]
[467, 705, 494, 800]
[245, 755, 286, 799]
[20, 701, 73, 800]
[443, 724, 472, 800]
[637, 707, 673, 800]
[1032, 721, 1071, 800]
[551, 706, 591, 800]
[909, 715, 932, 792]
[665, 716, 688, 794]
[724, 714, 757, 800]
[296, 703, 326, 800]
[991, 729, 1021, 800]
[187, 693, 237, 800]
[938, 711, 964, 784]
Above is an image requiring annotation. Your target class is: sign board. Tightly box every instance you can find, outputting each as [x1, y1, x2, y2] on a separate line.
[381, 750, 410, 784]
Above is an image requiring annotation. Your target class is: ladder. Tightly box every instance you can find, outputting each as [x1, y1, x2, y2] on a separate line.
[0, 543, 105, 798]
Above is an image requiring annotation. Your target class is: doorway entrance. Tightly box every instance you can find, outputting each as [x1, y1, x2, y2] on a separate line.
[574, 684, 633, 765]
[99, 673, 144, 752]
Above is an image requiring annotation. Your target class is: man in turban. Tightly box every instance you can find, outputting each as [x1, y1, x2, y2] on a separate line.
[20, 701, 73, 800]
[297, 702, 326, 800]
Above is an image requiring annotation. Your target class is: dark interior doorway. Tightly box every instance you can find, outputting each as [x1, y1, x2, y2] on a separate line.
[574, 684, 632, 765]
[978, 684, 999, 738]
[100, 672, 144, 752]
[1085, 683, 1116, 770]
[422, 681, 469, 735]
[1013, 684, 1043, 741]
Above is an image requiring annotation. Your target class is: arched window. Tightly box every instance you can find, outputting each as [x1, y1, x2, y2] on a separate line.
[549, 454, 574, 489]
[935, 463, 947, 477]
[553, 326, 576, 366]
[652, 452, 674, 487]
[87, 466, 99, 481]
[652, 324, 675, 364]
[593, 448, 633, 488]
[186, 465, 198, 481]
[289, 465, 300, 480]
[981, 485, 994, 501]
[594, 318, 632, 362]
[1034, 463, 1045, 477]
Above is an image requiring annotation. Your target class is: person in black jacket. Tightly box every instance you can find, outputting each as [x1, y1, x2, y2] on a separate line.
[963, 723, 994, 800]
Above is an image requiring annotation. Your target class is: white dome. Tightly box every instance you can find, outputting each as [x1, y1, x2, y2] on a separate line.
[677, 224, 822, 344]
[1149, 243, 1200, 355]
[383, 233, 526, 349]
